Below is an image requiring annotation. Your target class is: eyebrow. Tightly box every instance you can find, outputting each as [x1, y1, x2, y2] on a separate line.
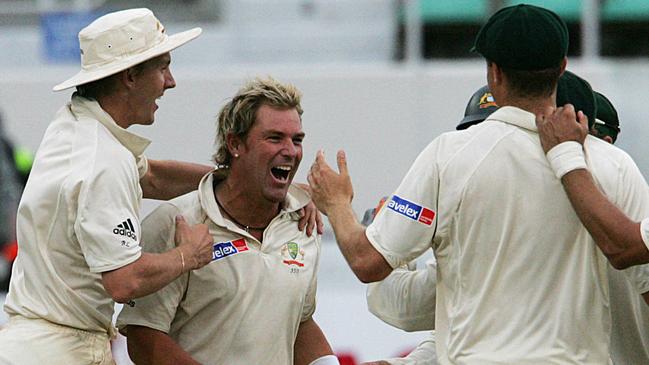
[265, 130, 305, 138]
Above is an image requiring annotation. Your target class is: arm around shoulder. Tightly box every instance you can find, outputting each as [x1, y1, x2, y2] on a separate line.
[140, 159, 213, 200]
[561, 169, 649, 269]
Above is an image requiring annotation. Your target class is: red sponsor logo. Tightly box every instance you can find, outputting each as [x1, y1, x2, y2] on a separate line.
[418, 208, 435, 225]
[232, 238, 248, 252]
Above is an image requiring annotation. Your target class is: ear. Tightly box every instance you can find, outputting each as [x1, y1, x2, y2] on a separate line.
[120, 67, 138, 90]
[225, 133, 242, 157]
[559, 56, 568, 75]
[603, 135, 613, 144]
[487, 62, 502, 86]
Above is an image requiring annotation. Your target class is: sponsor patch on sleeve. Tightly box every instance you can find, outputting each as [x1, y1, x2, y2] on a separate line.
[386, 195, 435, 226]
[212, 238, 249, 261]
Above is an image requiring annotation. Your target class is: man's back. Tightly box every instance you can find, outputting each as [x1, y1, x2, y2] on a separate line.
[367, 106, 649, 364]
[435, 108, 616, 363]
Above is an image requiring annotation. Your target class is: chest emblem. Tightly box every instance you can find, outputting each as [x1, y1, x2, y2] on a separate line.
[281, 242, 305, 267]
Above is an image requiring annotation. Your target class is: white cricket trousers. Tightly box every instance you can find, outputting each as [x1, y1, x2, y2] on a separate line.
[0, 316, 115, 365]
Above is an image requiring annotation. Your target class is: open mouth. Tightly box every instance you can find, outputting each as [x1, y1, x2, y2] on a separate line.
[271, 165, 292, 181]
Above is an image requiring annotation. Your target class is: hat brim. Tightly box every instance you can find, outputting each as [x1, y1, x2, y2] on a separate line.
[53, 27, 202, 92]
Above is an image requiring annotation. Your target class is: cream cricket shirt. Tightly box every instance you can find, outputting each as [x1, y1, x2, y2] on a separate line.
[367, 257, 436, 332]
[608, 265, 649, 364]
[366, 106, 649, 364]
[4, 95, 149, 333]
[117, 172, 320, 365]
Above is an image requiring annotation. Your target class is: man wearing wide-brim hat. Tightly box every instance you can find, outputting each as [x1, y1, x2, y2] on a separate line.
[307, 4, 649, 364]
[0, 8, 219, 364]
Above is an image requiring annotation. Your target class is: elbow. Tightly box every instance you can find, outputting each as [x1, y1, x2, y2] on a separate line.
[102, 269, 143, 303]
[607, 254, 633, 270]
[598, 240, 635, 270]
[350, 259, 390, 284]
[106, 283, 139, 304]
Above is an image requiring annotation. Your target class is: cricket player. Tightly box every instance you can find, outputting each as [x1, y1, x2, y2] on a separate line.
[365, 76, 649, 364]
[0, 9, 223, 365]
[117, 77, 339, 365]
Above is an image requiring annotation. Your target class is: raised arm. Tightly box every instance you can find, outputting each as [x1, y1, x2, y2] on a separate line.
[536, 105, 649, 269]
[126, 325, 200, 365]
[141, 159, 213, 200]
[307, 150, 392, 283]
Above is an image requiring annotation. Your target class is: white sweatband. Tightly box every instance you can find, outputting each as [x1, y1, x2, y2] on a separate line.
[546, 141, 587, 179]
[640, 218, 649, 252]
[308, 355, 341, 365]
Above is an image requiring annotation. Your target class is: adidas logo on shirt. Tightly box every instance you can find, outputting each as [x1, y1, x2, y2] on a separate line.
[113, 218, 138, 240]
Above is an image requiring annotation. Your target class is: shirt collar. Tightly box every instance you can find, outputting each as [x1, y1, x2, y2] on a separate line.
[69, 94, 151, 156]
[484, 106, 538, 132]
[197, 170, 311, 228]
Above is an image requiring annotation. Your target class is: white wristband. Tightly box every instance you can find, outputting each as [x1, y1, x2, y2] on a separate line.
[308, 355, 341, 365]
[546, 141, 587, 179]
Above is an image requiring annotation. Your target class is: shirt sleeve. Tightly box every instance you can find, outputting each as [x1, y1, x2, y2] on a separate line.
[384, 332, 438, 365]
[366, 140, 441, 268]
[75, 156, 142, 273]
[136, 154, 149, 179]
[366, 257, 436, 331]
[116, 202, 188, 334]
[301, 234, 321, 322]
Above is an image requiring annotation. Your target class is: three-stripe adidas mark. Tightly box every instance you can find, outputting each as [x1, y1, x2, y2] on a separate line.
[113, 218, 137, 240]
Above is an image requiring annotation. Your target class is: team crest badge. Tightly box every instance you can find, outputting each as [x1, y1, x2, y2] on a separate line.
[479, 92, 497, 109]
[281, 242, 305, 267]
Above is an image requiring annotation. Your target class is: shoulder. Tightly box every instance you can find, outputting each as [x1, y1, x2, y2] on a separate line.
[285, 184, 311, 211]
[587, 135, 637, 172]
[417, 122, 508, 173]
[146, 191, 203, 226]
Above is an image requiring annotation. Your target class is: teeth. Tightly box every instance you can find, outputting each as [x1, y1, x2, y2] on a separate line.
[276, 166, 292, 171]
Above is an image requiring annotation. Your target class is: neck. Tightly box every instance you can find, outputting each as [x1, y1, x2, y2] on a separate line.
[497, 91, 557, 117]
[96, 93, 131, 129]
[214, 178, 280, 231]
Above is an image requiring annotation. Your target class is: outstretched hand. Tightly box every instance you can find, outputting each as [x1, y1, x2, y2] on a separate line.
[307, 150, 354, 216]
[536, 104, 589, 154]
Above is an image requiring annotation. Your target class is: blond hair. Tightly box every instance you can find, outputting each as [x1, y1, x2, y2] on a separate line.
[213, 77, 303, 166]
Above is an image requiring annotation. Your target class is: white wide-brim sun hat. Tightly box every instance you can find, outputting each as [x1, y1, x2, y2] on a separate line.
[53, 8, 201, 92]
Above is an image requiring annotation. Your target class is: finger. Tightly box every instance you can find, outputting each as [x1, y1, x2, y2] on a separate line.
[315, 149, 325, 166]
[174, 215, 187, 244]
[297, 208, 306, 232]
[306, 212, 315, 236]
[562, 103, 576, 116]
[307, 172, 316, 188]
[576, 110, 589, 129]
[336, 150, 348, 176]
[316, 213, 324, 235]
